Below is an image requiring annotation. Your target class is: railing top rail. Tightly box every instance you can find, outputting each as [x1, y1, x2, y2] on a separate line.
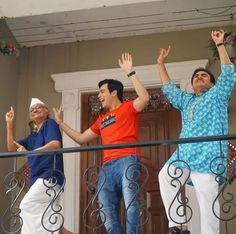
[1, 134, 236, 158]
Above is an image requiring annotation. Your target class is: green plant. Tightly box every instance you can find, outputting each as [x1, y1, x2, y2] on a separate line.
[0, 40, 19, 56]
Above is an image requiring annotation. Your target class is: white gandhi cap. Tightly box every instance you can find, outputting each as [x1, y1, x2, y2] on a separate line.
[30, 98, 46, 109]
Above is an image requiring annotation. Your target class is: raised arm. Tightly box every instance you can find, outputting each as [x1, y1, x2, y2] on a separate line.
[5, 107, 17, 151]
[118, 52, 149, 112]
[157, 46, 171, 84]
[52, 106, 98, 144]
[211, 29, 232, 65]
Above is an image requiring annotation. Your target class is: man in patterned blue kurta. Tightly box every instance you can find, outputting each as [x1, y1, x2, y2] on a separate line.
[157, 30, 236, 234]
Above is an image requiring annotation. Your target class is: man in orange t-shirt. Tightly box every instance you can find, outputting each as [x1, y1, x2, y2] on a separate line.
[53, 53, 149, 234]
[90, 99, 141, 164]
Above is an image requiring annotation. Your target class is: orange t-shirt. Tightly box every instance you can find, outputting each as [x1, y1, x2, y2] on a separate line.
[90, 100, 140, 164]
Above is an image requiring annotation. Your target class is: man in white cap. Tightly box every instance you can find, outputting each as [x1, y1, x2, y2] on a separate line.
[5, 98, 64, 234]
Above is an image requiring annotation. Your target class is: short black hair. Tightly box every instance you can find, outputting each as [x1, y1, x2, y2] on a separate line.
[191, 68, 215, 85]
[98, 79, 124, 102]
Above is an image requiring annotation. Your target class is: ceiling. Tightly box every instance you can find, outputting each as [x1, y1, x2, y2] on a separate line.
[1, 0, 236, 47]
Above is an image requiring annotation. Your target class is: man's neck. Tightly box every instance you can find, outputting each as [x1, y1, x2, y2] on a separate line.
[194, 88, 209, 96]
[108, 100, 122, 112]
[34, 119, 46, 132]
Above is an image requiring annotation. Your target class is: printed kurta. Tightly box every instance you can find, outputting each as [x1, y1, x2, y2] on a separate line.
[162, 64, 236, 174]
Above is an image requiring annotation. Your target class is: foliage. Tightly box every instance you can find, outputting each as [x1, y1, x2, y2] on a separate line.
[0, 40, 19, 56]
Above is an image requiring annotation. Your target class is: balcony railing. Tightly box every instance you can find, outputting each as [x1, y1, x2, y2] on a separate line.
[1, 134, 236, 234]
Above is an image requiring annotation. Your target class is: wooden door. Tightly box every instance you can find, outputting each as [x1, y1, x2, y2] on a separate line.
[80, 89, 181, 234]
[138, 106, 181, 233]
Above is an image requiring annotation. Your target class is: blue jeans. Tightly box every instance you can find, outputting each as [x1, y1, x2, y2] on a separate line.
[97, 155, 142, 234]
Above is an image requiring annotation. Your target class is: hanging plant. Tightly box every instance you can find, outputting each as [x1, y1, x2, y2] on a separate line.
[0, 40, 19, 56]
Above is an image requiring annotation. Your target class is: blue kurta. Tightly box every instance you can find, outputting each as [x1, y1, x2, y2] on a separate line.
[162, 64, 236, 174]
[19, 118, 64, 186]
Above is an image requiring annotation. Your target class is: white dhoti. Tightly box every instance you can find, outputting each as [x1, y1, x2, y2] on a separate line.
[20, 178, 62, 234]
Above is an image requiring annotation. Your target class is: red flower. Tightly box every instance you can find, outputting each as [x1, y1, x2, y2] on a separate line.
[7, 42, 15, 51]
[0, 40, 19, 56]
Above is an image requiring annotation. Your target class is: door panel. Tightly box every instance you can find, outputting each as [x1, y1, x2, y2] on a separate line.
[139, 108, 181, 234]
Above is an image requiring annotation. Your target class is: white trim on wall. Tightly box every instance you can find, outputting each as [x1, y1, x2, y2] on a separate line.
[51, 59, 208, 234]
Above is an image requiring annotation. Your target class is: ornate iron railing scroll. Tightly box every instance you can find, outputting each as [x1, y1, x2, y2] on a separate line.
[1, 158, 24, 234]
[41, 153, 65, 233]
[82, 152, 107, 232]
[167, 146, 192, 228]
[210, 141, 236, 234]
[1, 134, 236, 233]
[126, 161, 150, 231]
[83, 155, 150, 233]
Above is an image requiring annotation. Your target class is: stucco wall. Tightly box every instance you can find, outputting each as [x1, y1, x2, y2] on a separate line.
[0, 56, 19, 234]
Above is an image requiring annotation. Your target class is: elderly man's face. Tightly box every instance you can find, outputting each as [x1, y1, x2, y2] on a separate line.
[29, 104, 49, 123]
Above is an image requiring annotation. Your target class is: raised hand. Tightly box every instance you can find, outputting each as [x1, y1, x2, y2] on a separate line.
[118, 52, 133, 74]
[52, 105, 63, 125]
[5, 106, 15, 123]
[157, 46, 171, 65]
[211, 29, 224, 45]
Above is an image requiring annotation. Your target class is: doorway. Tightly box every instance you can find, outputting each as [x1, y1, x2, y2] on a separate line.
[79, 88, 181, 234]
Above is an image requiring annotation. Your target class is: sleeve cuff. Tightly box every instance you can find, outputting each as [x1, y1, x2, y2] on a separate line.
[221, 64, 235, 74]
